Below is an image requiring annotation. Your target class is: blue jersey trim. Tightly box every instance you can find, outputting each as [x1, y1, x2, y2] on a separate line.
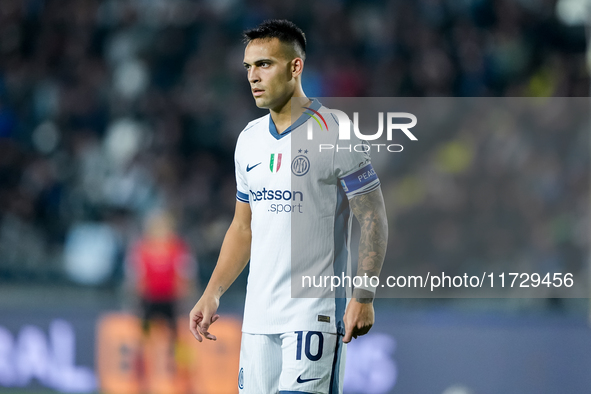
[236, 191, 249, 202]
[346, 181, 381, 199]
[333, 185, 349, 336]
[280, 392, 316, 394]
[330, 112, 339, 125]
[329, 335, 344, 394]
[340, 163, 379, 194]
[268, 98, 322, 140]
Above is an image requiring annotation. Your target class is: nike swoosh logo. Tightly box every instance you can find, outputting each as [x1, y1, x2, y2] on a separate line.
[297, 375, 320, 384]
[246, 162, 261, 172]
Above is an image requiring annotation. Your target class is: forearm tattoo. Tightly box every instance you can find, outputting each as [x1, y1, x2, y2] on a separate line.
[349, 188, 388, 296]
[355, 289, 376, 304]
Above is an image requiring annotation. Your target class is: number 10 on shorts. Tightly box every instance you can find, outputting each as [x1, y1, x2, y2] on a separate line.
[295, 331, 324, 361]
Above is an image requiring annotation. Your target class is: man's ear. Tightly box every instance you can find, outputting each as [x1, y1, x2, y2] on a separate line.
[292, 57, 304, 77]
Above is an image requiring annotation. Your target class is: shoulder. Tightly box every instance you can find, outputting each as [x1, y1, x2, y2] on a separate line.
[240, 114, 268, 136]
[236, 114, 268, 150]
[317, 105, 349, 143]
[235, 114, 270, 160]
[319, 105, 347, 126]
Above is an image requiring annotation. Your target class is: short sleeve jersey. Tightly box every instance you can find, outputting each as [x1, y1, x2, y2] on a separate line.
[234, 99, 380, 335]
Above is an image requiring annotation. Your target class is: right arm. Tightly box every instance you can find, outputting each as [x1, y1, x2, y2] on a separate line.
[189, 200, 252, 341]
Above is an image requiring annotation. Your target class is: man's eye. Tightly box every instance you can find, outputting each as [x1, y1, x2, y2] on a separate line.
[261, 62, 269, 67]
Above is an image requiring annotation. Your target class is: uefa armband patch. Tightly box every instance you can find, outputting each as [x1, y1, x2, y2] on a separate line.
[340, 179, 348, 192]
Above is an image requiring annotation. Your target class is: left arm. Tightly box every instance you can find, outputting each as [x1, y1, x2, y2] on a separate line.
[343, 187, 388, 343]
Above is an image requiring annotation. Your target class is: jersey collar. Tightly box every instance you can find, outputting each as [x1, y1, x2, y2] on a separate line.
[268, 98, 322, 140]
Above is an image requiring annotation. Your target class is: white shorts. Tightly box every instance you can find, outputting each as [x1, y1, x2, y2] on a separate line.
[238, 331, 346, 394]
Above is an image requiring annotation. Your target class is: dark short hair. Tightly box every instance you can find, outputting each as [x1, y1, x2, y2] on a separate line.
[243, 19, 306, 60]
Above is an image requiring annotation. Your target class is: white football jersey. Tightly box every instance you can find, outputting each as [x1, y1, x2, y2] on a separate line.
[234, 99, 380, 335]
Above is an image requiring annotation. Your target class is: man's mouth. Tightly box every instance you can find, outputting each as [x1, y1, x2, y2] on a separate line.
[252, 88, 265, 97]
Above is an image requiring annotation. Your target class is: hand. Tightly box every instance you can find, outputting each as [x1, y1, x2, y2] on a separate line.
[189, 294, 221, 342]
[342, 298, 374, 343]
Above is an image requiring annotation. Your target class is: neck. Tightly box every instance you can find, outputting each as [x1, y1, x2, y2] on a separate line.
[270, 85, 308, 134]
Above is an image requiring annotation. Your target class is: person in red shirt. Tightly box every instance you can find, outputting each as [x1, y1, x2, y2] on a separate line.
[127, 210, 197, 334]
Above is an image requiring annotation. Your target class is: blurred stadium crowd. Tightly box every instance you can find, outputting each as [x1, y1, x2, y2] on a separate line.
[375, 97, 589, 300]
[0, 0, 588, 302]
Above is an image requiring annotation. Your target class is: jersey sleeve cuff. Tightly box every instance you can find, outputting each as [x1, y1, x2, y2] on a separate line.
[236, 190, 249, 203]
[339, 163, 381, 199]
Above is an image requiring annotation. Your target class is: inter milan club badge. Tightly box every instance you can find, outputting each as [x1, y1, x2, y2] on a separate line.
[292, 148, 310, 176]
[238, 367, 244, 389]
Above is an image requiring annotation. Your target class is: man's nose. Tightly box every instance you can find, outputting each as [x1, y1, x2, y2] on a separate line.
[248, 67, 260, 84]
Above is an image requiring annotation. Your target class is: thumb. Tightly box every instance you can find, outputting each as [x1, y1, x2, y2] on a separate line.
[342, 323, 354, 343]
[201, 312, 219, 341]
[199, 310, 213, 332]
